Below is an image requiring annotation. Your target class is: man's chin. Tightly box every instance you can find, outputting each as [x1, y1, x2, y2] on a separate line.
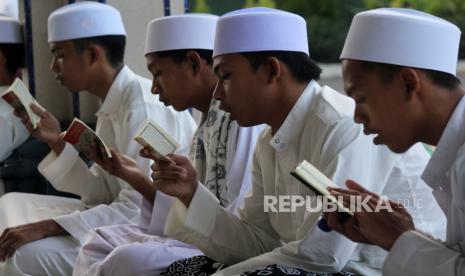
[386, 141, 411, 154]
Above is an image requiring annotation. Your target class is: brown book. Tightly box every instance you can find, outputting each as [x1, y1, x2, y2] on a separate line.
[63, 118, 112, 158]
[1, 78, 42, 129]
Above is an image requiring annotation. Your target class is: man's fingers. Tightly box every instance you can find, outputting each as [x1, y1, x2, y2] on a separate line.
[139, 148, 155, 159]
[30, 103, 47, 117]
[4, 240, 21, 259]
[151, 169, 186, 181]
[151, 162, 185, 173]
[345, 180, 380, 199]
[329, 188, 360, 196]
[108, 149, 123, 168]
[152, 179, 179, 192]
[0, 228, 12, 248]
[0, 236, 17, 261]
[166, 154, 190, 165]
[325, 212, 344, 233]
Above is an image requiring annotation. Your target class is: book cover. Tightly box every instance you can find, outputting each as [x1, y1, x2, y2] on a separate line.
[291, 160, 354, 215]
[134, 120, 179, 163]
[1, 78, 42, 129]
[63, 118, 112, 158]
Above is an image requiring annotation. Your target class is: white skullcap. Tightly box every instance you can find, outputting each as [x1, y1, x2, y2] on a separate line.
[0, 15, 22, 43]
[145, 14, 218, 55]
[213, 7, 309, 58]
[48, 1, 126, 43]
[341, 8, 461, 75]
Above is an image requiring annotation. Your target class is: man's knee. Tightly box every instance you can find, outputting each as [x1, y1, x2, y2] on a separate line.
[7, 237, 78, 276]
[5, 240, 47, 275]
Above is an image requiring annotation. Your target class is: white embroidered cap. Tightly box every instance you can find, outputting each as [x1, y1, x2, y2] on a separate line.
[341, 8, 461, 75]
[213, 7, 309, 58]
[145, 13, 218, 55]
[48, 1, 126, 43]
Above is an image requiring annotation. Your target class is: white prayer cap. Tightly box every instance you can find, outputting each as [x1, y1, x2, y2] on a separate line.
[48, 1, 126, 43]
[213, 7, 309, 58]
[341, 8, 461, 75]
[145, 14, 218, 55]
[0, 15, 22, 43]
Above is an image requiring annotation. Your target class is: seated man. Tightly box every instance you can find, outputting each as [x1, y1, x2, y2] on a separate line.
[154, 7, 446, 275]
[324, 8, 465, 276]
[72, 14, 264, 276]
[0, 2, 196, 275]
[0, 15, 29, 195]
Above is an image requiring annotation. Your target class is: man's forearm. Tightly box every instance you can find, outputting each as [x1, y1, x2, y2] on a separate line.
[128, 174, 156, 204]
[41, 219, 69, 237]
[49, 139, 66, 156]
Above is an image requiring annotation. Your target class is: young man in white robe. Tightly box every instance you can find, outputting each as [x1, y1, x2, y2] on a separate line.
[71, 14, 264, 276]
[323, 8, 465, 276]
[0, 16, 29, 195]
[151, 7, 446, 275]
[0, 2, 196, 275]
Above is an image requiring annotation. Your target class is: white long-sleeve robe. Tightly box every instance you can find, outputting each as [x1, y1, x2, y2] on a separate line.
[0, 66, 196, 276]
[163, 80, 445, 275]
[383, 95, 465, 276]
[0, 86, 29, 196]
[72, 100, 265, 276]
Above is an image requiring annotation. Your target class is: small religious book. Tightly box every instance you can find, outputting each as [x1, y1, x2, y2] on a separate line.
[134, 120, 179, 163]
[63, 118, 112, 158]
[291, 160, 353, 216]
[1, 78, 42, 129]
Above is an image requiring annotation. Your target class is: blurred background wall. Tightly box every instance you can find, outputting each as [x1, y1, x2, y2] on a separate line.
[2, 0, 464, 124]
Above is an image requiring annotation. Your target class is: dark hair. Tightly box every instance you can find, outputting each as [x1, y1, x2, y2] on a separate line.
[0, 43, 25, 75]
[152, 49, 213, 65]
[360, 61, 461, 90]
[240, 51, 321, 83]
[72, 35, 126, 68]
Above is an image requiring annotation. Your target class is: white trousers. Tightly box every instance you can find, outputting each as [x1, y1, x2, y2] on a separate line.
[0, 192, 85, 275]
[74, 224, 203, 276]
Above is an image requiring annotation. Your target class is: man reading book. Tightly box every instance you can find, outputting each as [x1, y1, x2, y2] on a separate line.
[152, 7, 445, 275]
[323, 8, 465, 276]
[71, 14, 265, 276]
[0, 2, 196, 275]
[0, 16, 29, 195]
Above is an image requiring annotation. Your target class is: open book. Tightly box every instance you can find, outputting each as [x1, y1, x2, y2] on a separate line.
[134, 120, 179, 163]
[291, 160, 353, 215]
[1, 78, 42, 129]
[63, 118, 112, 158]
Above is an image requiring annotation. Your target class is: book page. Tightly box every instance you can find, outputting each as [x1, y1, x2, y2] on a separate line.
[63, 118, 112, 158]
[292, 160, 353, 215]
[134, 121, 179, 162]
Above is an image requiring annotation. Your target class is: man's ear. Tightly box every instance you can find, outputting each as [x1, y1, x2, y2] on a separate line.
[265, 56, 281, 83]
[399, 67, 421, 101]
[186, 50, 202, 76]
[86, 44, 102, 66]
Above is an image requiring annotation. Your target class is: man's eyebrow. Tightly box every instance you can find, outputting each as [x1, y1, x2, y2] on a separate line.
[213, 62, 224, 76]
[50, 45, 62, 54]
[213, 64, 219, 75]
